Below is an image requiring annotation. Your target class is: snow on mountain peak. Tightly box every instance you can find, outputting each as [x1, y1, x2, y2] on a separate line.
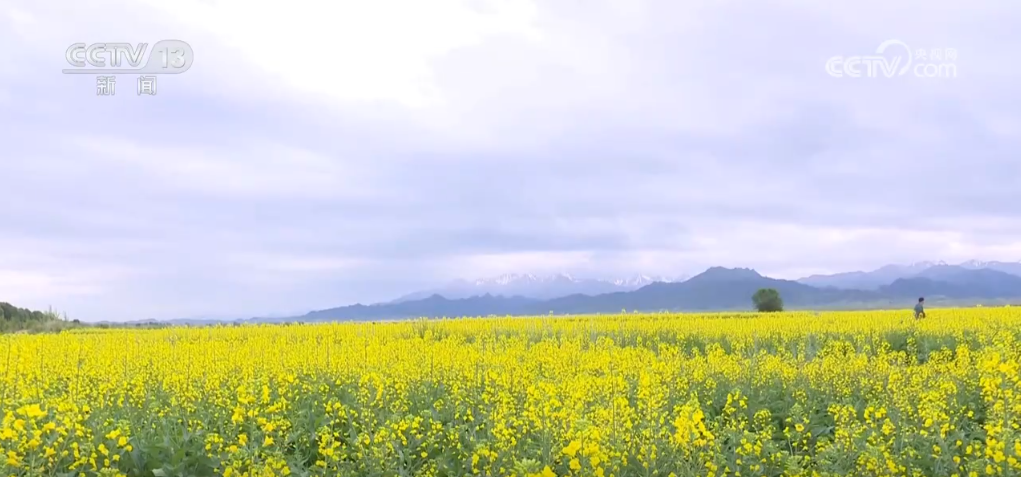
[611, 274, 668, 287]
[475, 274, 527, 285]
[470, 273, 672, 288]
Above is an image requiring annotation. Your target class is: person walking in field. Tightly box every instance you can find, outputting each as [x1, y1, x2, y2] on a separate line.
[914, 297, 926, 319]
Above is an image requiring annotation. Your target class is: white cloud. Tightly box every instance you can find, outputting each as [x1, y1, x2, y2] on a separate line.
[137, 0, 543, 107]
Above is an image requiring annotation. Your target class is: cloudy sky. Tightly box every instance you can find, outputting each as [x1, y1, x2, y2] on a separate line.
[2, 0, 1019, 321]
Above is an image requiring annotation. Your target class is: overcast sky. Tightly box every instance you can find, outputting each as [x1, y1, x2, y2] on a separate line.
[2, 0, 1019, 321]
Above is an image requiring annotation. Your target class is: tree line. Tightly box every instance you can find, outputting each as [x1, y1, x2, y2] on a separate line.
[0, 302, 73, 333]
[0, 302, 60, 321]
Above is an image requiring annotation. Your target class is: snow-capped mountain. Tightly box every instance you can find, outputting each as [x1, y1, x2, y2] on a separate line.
[611, 275, 678, 287]
[798, 260, 1021, 290]
[958, 260, 1021, 275]
[473, 273, 577, 286]
[389, 273, 685, 303]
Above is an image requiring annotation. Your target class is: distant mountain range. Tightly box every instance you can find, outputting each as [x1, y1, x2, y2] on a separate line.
[389, 273, 686, 302]
[797, 260, 1021, 289]
[255, 262, 1021, 323]
[131, 260, 1021, 325]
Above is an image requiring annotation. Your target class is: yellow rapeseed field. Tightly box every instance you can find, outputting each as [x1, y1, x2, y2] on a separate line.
[1, 308, 1021, 476]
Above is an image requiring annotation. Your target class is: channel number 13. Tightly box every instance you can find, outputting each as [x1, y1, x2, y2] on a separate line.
[160, 47, 187, 69]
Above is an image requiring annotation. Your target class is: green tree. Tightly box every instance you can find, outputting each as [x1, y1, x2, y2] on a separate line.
[752, 288, 784, 312]
[0, 302, 71, 332]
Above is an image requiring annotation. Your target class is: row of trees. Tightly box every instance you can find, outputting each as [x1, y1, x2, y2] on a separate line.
[0, 302, 61, 321]
[0, 302, 69, 333]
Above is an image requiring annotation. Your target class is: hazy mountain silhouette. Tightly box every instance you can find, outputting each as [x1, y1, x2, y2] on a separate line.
[797, 261, 943, 289]
[297, 294, 539, 322]
[798, 260, 1021, 289]
[388, 273, 683, 302]
[880, 266, 1021, 299]
[270, 265, 1021, 322]
[131, 264, 1021, 325]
